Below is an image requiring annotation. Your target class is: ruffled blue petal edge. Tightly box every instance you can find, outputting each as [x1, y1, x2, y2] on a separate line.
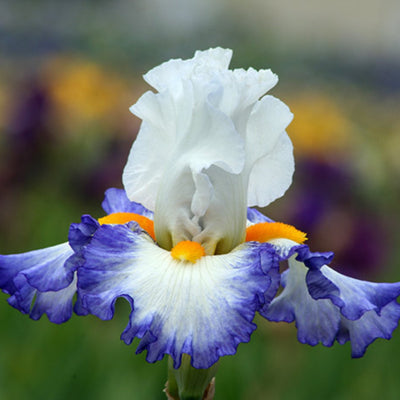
[77, 224, 281, 369]
[0, 243, 78, 323]
[263, 243, 400, 357]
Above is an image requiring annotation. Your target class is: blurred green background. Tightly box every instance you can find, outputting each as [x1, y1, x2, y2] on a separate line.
[1, 1, 400, 399]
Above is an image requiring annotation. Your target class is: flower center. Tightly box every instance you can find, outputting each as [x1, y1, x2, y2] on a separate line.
[98, 212, 155, 240]
[245, 222, 307, 244]
[171, 241, 206, 263]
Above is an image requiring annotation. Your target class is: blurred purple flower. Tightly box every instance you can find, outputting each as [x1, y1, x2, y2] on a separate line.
[284, 158, 390, 278]
[1, 75, 53, 186]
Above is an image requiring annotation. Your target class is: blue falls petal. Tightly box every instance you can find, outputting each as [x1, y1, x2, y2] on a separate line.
[0, 243, 75, 293]
[68, 215, 100, 253]
[262, 244, 400, 356]
[78, 224, 280, 368]
[261, 261, 341, 347]
[337, 301, 400, 357]
[308, 265, 400, 320]
[0, 242, 78, 323]
[247, 207, 273, 224]
[102, 188, 154, 218]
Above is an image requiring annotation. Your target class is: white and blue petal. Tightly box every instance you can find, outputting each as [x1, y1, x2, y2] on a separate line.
[0, 188, 140, 322]
[336, 301, 400, 357]
[0, 242, 78, 323]
[307, 264, 400, 320]
[261, 249, 339, 347]
[0, 242, 75, 294]
[9, 273, 79, 323]
[78, 223, 280, 369]
[262, 242, 400, 356]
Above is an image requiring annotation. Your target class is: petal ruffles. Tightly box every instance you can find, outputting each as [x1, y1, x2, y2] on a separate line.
[262, 244, 400, 357]
[78, 223, 281, 368]
[0, 187, 153, 323]
[0, 243, 77, 323]
[69, 188, 154, 253]
[123, 48, 294, 254]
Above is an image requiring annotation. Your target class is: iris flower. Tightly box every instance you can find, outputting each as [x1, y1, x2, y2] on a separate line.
[1, 48, 400, 398]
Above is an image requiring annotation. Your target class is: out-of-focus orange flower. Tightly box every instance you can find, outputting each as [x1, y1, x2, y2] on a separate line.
[287, 92, 352, 159]
[43, 57, 134, 136]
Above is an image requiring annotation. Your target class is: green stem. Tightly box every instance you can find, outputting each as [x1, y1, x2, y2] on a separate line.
[166, 355, 218, 400]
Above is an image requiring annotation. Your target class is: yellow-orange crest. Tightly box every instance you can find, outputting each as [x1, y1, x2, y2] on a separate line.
[171, 241, 206, 263]
[246, 222, 307, 244]
[98, 212, 155, 240]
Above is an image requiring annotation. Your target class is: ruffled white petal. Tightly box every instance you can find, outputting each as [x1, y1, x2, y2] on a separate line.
[123, 84, 245, 215]
[123, 48, 294, 252]
[247, 132, 294, 207]
[208, 68, 278, 119]
[144, 48, 233, 94]
[123, 91, 180, 210]
[245, 95, 293, 167]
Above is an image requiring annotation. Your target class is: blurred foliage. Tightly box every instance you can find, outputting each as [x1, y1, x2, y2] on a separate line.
[1, 2, 400, 398]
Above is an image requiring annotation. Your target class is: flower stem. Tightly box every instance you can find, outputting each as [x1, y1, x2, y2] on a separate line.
[165, 355, 218, 400]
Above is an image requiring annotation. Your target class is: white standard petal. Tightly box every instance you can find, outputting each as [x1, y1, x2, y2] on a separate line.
[245, 95, 293, 167]
[247, 131, 294, 207]
[123, 90, 186, 210]
[210, 68, 278, 120]
[191, 166, 248, 255]
[123, 80, 245, 217]
[123, 48, 294, 253]
[127, 85, 247, 252]
[143, 48, 232, 94]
